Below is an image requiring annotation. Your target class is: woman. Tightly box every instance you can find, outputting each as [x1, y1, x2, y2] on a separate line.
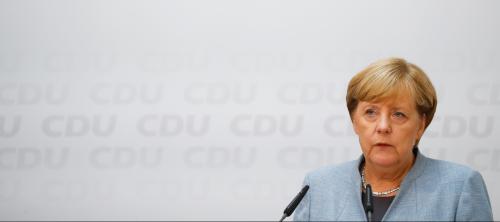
[293, 58, 493, 221]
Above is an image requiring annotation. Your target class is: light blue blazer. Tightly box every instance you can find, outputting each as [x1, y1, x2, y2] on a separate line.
[294, 151, 493, 221]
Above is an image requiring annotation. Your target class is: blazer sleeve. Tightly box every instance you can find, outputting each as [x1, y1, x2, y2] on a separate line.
[455, 170, 493, 221]
[293, 174, 311, 221]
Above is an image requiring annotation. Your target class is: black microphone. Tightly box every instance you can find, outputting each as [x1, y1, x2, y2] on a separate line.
[365, 184, 374, 222]
[279, 185, 309, 222]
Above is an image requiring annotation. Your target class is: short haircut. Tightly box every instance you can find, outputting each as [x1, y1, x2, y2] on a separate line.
[346, 57, 437, 129]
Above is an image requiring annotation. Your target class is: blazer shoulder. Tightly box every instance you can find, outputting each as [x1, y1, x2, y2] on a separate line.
[305, 160, 358, 184]
[422, 157, 493, 220]
[424, 157, 481, 183]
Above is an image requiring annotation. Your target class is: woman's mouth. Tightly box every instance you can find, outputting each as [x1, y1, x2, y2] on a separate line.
[374, 142, 392, 147]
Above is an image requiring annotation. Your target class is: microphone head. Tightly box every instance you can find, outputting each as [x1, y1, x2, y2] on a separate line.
[283, 185, 309, 216]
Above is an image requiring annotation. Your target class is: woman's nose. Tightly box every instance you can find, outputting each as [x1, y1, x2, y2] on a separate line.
[376, 115, 392, 134]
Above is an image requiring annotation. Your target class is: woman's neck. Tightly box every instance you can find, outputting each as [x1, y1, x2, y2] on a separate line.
[363, 156, 415, 194]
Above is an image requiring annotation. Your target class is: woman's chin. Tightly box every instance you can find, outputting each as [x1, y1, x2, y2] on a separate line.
[369, 154, 399, 167]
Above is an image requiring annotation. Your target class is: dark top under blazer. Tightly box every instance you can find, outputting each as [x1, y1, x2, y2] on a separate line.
[293, 151, 493, 221]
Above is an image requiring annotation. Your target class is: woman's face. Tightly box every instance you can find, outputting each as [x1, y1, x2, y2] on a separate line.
[352, 92, 426, 168]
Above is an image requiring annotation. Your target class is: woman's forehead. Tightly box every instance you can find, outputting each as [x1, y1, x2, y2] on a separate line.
[359, 93, 416, 109]
[356, 77, 416, 101]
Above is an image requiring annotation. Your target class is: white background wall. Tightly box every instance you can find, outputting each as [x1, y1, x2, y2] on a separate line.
[1, 0, 499, 220]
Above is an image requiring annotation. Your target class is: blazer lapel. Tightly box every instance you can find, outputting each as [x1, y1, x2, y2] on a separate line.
[382, 151, 428, 221]
[336, 155, 368, 221]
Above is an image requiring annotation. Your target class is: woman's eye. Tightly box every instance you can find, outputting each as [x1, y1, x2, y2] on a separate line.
[365, 109, 376, 116]
[393, 112, 406, 118]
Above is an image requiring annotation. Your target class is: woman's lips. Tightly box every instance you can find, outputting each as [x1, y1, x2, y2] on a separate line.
[374, 143, 392, 147]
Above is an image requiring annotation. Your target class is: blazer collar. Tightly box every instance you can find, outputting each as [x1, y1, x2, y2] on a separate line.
[351, 149, 429, 187]
[343, 149, 429, 220]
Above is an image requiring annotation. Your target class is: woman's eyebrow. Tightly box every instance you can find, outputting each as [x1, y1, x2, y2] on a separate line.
[391, 106, 411, 111]
[364, 103, 380, 108]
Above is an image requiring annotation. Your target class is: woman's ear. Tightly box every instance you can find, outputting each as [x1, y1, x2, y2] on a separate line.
[351, 114, 360, 135]
[416, 113, 426, 139]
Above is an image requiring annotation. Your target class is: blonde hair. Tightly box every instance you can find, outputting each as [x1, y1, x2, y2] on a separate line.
[346, 57, 437, 129]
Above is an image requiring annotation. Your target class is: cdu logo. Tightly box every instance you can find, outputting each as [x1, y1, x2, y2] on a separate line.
[40, 179, 116, 201]
[277, 83, 344, 105]
[138, 51, 209, 72]
[89, 146, 165, 169]
[41, 115, 117, 137]
[467, 83, 500, 105]
[184, 146, 257, 168]
[323, 115, 356, 137]
[230, 114, 303, 137]
[0, 115, 21, 138]
[0, 147, 69, 170]
[0, 83, 69, 105]
[230, 52, 304, 72]
[90, 83, 164, 105]
[44, 52, 116, 72]
[184, 82, 257, 104]
[425, 115, 494, 138]
[137, 114, 210, 137]
[466, 148, 500, 172]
